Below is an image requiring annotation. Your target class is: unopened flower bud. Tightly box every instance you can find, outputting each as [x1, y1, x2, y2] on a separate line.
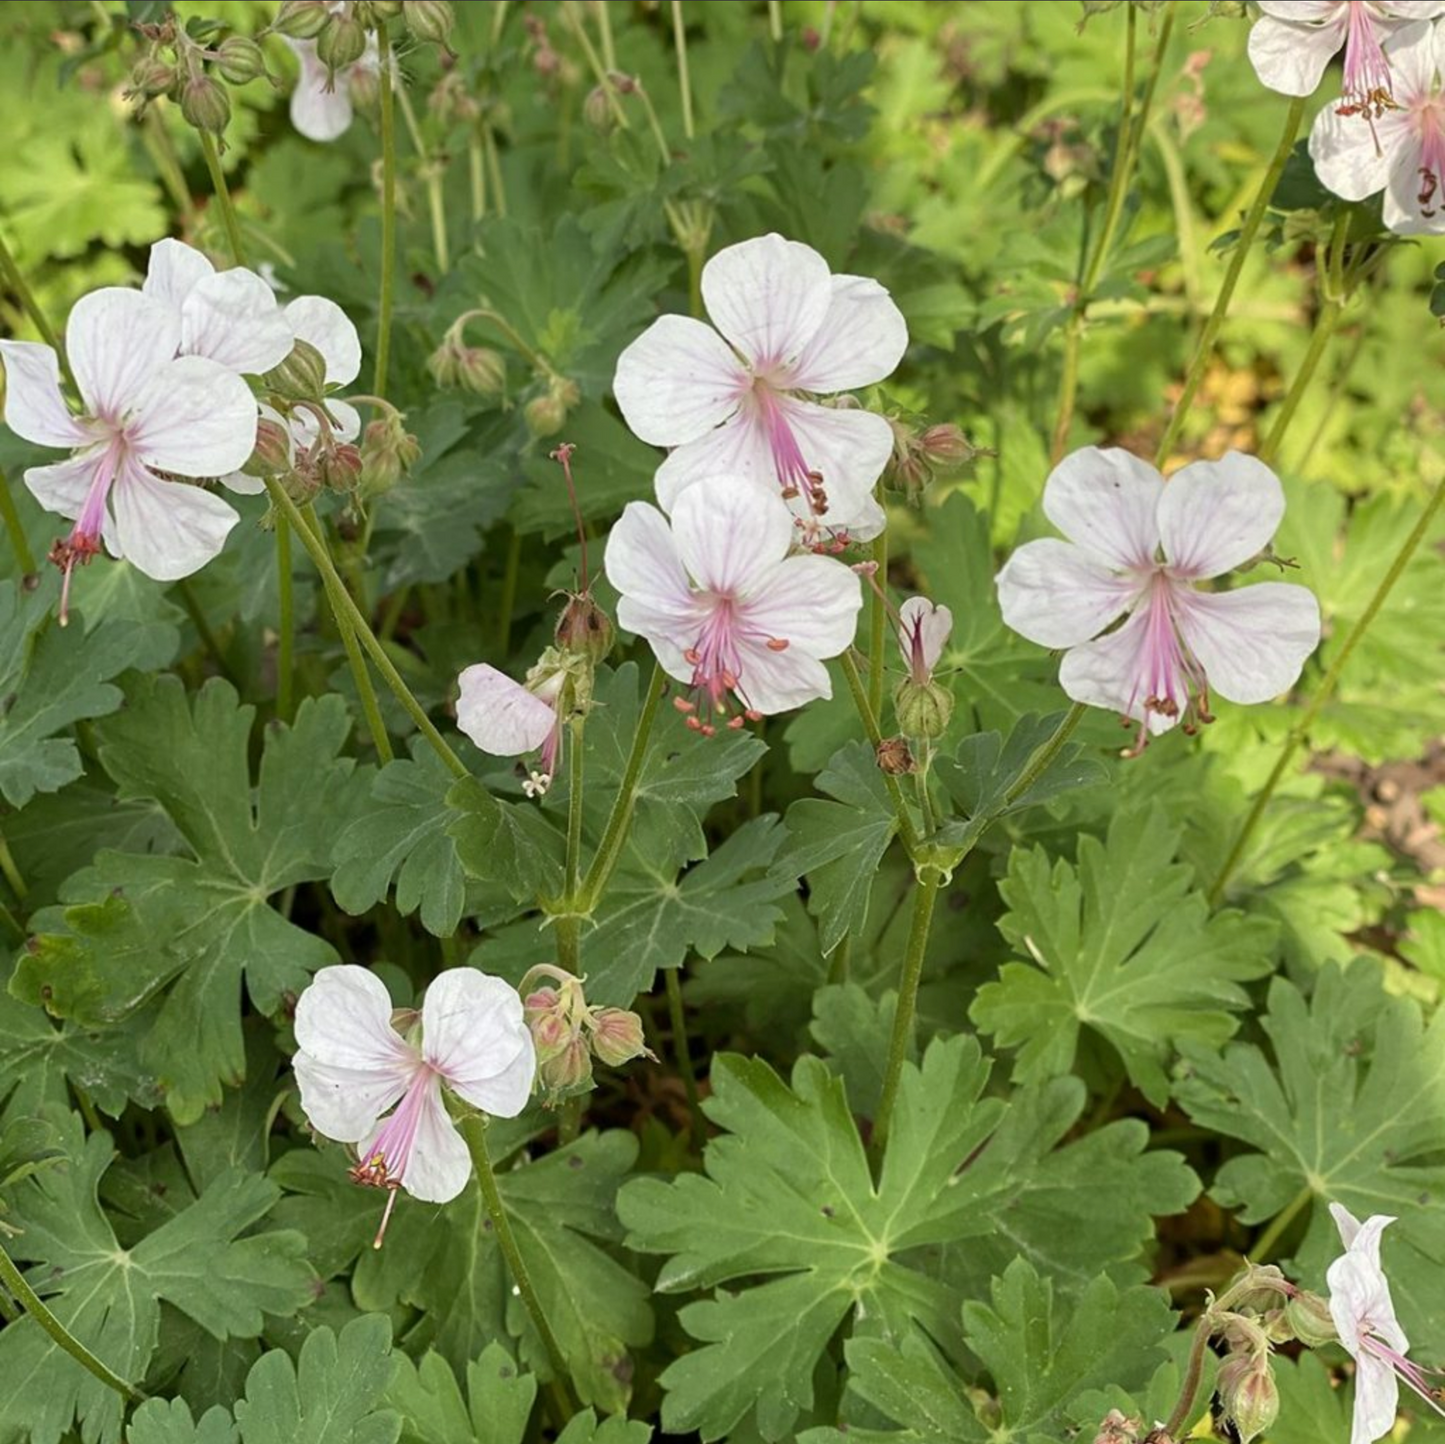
[216, 35, 268, 86]
[894, 678, 954, 740]
[589, 1008, 650, 1067]
[360, 415, 420, 495]
[180, 75, 231, 136]
[1284, 1290, 1338, 1349]
[404, 0, 455, 48]
[919, 424, 977, 468]
[282, 467, 323, 505]
[126, 56, 177, 100]
[554, 592, 613, 663]
[317, 13, 368, 71]
[1230, 1264, 1291, 1314]
[319, 443, 364, 493]
[876, 736, 916, 775]
[524, 989, 572, 1062]
[1092, 1410, 1139, 1444]
[349, 64, 381, 112]
[524, 378, 579, 439]
[263, 340, 329, 402]
[243, 416, 294, 478]
[1218, 1355, 1279, 1444]
[583, 86, 615, 134]
[538, 1034, 593, 1096]
[272, 1, 333, 39]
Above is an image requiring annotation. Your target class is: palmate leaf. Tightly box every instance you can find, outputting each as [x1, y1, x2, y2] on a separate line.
[972, 804, 1278, 1106]
[799, 1259, 1176, 1444]
[1175, 963, 1445, 1357]
[13, 676, 366, 1123]
[0, 1114, 314, 1444]
[618, 1035, 1196, 1441]
[126, 1317, 400, 1444]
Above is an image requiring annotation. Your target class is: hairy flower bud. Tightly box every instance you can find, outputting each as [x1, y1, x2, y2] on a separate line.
[894, 677, 954, 740]
[317, 13, 368, 71]
[263, 340, 329, 402]
[524, 989, 572, 1063]
[588, 1008, 650, 1068]
[242, 416, 294, 478]
[180, 75, 231, 136]
[876, 736, 916, 775]
[272, 0, 333, 39]
[919, 423, 977, 467]
[1284, 1290, 1338, 1349]
[1092, 1410, 1139, 1444]
[554, 591, 613, 663]
[538, 1034, 593, 1096]
[319, 443, 364, 493]
[524, 377, 579, 439]
[216, 35, 268, 86]
[404, 0, 455, 48]
[360, 414, 420, 496]
[126, 56, 177, 100]
[583, 85, 615, 134]
[1218, 1355, 1279, 1444]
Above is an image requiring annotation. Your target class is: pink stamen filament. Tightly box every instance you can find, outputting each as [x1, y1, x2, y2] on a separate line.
[1363, 1336, 1445, 1418]
[1340, 2, 1394, 111]
[674, 595, 775, 736]
[50, 447, 119, 627]
[349, 1066, 437, 1248]
[751, 383, 827, 513]
[1122, 574, 1212, 753]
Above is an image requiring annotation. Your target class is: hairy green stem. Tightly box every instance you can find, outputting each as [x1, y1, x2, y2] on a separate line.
[1210, 472, 1445, 904]
[1155, 96, 1305, 465]
[276, 517, 295, 723]
[1003, 703, 1085, 807]
[557, 1095, 583, 1146]
[1162, 1310, 1215, 1441]
[0, 467, 37, 574]
[468, 130, 486, 223]
[867, 519, 889, 719]
[396, 82, 450, 274]
[0, 230, 72, 390]
[1250, 1184, 1313, 1264]
[483, 125, 508, 217]
[199, 131, 247, 267]
[579, 662, 665, 907]
[0, 824, 26, 904]
[871, 867, 942, 1151]
[768, 0, 782, 41]
[457, 1115, 576, 1420]
[495, 529, 523, 652]
[1259, 301, 1342, 466]
[0, 1241, 144, 1404]
[564, 712, 586, 908]
[665, 967, 705, 1142]
[267, 480, 468, 778]
[143, 109, 196, 231]
[672, 1, 695, 139]
[374, 24, 397, 396]
[840, 651, 919, 857]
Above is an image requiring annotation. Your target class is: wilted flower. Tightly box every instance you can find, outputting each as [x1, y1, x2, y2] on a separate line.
[1326, 1202, 1445, 1444]
[995, 447, 1320, 747]
[1310, 18, 1445, 235]
[0, 290, 257, 608]
[1248, 1, 1444, 107]
[612, 233, 907, 539]
[604, 475, 863, 731]
[456, 649, 574, 798]
[292, 964, 535, 1243]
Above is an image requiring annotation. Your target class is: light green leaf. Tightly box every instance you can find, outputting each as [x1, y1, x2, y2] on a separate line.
[386, 1343, 536, 1444]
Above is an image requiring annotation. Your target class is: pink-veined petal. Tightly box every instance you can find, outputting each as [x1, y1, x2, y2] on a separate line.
[182, 269, 294, 374]
[290, 69, 355, 142]
[24, 452, 105, 521]
[739, 553, 862, 660]
[108, 461, 239, 581]
[294, 964, 418, 1072]
[67, 289, 181, 419]
[1384, 14, 1441, 95]
[670, 475, 794, 596]
[285, 294, 362, 385]
[781, 273, 909, 392]
[142, 238, 215, 312]
[1173, 582, 1320, 704]
[0, 341, 86, 448]
[1256, 2, 1345, 17]
[1248, 12, 1345, 95]
[653, 414, 776, 512]
[898, 596, 954, 673]
[613, 314, 748, 447]
[422, 968, 535, 1117]
[996, 537, 1139, 649]
[456, 664, 557, 757]
[1158, 452, 1285, 579]
[293, 1051, 412, 1143]
[1385, 2, 1445, 17]
[772, 397, 895, 520]
[1309, 104, 1407, 201]
[1383, 131, 1445, 235]
[604, 499, 704, 623]
[701, 233, 833, 370]
[391, 1081, 473, 1202]
[1058, 609, 1178, 735]
[731, 635, 833, 714]
[1043, 446, 1163, 570]
[128, 355, 258, 478]
[614, 599, 700, 677]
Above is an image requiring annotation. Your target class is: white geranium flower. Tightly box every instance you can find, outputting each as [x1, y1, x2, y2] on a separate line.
[285, 33, 381, 143]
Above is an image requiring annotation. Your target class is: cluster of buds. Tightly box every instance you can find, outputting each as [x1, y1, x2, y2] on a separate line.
[521, 967, 652, 1103]
[273, 1, 454, 76]
[524, 13, 580, 88]
[124, 15, 277, 136]
[427, 316, 506, 398]
[359, 403, 421, 496]
[883, 413, 979, 500]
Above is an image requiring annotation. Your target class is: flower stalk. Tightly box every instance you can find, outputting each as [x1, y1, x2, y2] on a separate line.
[665, 967, 705, 1142]
[198, 131, 247, 268]
[374, 22, 397, 396]
[0, 466, 36, 575]
[0, 229, 71, 388]
[276, 515, 296, 724]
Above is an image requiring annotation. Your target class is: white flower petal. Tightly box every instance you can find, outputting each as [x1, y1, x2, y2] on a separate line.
[220, 469, 266, 496]
[24, 452, 104, 521]
[653, 414, 775, 512]
[700, 233, 833, 369]
[738, 553, 862, 660]
[613, 599, 700, 674]
[451, 1034, 536, 1118]
[391, 1082, 473, 1202]
[290, 69, 355, 143]
[1331, 1200, 1366, 1250]
[1256, 2, 1343, 17]
[128, 355, 259, 478]
[1350, 1353, 1402, 1444]
[285, 295, 363, 386]
[142, 238, 216, 312]
[293, 1051, 410, 1143]
[456, 664, 557, 757]
[782, 273, 909, 393]
[1386, 2, 1445, 18]
[604, 499, 705, 623]
[613, 314, 748, 447]
[1173, 582, 1320, 704]
[1309, 105, 1405, 201]
[294, 964, 418, 1072]
[1383, 133, 1445, 235]
[1058, 610, 1177, 735]
[67, 288, 180, 419]
[1043, 446, 1163, 570]
[422, 967, 531, 1096]
[827, 488, 886, 542]
[996, 537, 1138, 648]
[1157, 452, 1285, 579]
[1385, 15, 1441, 96]
[670, 475, 794, 596]
[108, 461, 240, 581]
[0, 341, 86, 448]
[773, 398, 895, 521]
[898, 596, 954, 673]
[1248, 13, 1344, 95]
[182, 269, 294, 374]
[731, 636, 833, 714]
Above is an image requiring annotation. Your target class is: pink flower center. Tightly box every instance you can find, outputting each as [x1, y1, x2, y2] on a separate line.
[1411, 98, 1445, 218]
[1122, 571, 1213, 751]
[902, 612, 932, 684]
[672, 593, 788, 736]
[49, 428, 130, 627]
[746, 381, 829, 515]
[350, 1063, 439, 1247]
[1339, 1, 1394, 114]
